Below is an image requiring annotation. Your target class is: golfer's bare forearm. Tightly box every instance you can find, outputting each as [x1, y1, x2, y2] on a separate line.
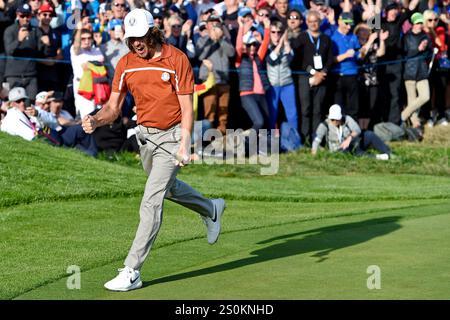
[92, 91, 125, 127]
[178, 94, 194, 146]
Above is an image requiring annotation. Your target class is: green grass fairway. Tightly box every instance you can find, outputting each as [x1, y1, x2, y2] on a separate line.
[1, 130, 449, 300]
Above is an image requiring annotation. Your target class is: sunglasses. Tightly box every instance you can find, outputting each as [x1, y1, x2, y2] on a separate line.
[40, 13, 52, 17]
[258, 13, 270, 17]
[289, 15, 300, 20]
[113, 3, 126, 7]
[15, 98, 26, 104]
[271, 30, 282, 34]
[19, 14, 31, 18]
[427, 18, 438, 22]
[246, 43, 258, 47]
[171, 25, 181, 28]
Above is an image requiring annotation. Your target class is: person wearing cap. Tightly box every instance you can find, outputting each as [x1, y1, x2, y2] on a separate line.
[330, 11, 361, 120]
[150, 6, 164, 29]
[81, 8, 226, 292]
[401, 12, 432, 132]
[3, 3, 50, 101]
[36, 2, 63, 92]
[196, 13, 234, 134]
[311, 104, 391, 159]
[379, 0, 420, 125]
[1, 87, 37, 141]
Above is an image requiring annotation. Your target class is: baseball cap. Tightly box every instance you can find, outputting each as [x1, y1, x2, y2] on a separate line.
[411, 12, 424, 25]
[35, 91, 48, 104]
[243, 32, 258, 45]
[169, 4, 181, 14]
[339, 12, 354, 25]
[238, 7, 253, 18]
[328, 104, 343, 120]
[198, 21, 207, 31]
[124, 9, 154, 39]
[47, 91, 64, 102]
[207, 15, 223, 23]
[151, 7, 163, 18]
[8, 87, 28, 102]
[38, 3, 55, 15]
[201, 8, 215, 15]
[385, 2, 399, 12]
[107, 18, 123, 31]
[16, 3, 32, 15]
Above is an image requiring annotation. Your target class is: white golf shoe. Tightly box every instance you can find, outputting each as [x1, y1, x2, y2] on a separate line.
[203, 198, 226, 245]
[104, 266, 142, 292]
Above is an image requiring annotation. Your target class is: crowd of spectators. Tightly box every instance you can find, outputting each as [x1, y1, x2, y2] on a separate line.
[1, 0, 450, 158]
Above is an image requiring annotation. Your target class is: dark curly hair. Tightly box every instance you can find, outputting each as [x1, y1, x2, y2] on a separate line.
[126, 26, 165, 53]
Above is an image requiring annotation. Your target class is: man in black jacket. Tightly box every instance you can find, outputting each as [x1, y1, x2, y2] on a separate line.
[292, 10, 334, 145]
[3, 3, 49, 101]
[379, 0, 419, 125]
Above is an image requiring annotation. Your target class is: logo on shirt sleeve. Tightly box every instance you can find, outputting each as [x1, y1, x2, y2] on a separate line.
[161, 72, 170, 82]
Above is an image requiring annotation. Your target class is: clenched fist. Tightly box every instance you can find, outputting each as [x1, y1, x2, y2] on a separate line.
[82, 115, 97, 134]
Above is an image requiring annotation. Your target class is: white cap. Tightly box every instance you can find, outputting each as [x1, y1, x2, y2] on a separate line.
[8, 87, 28, 102]
[243, 31, 258, 45]
[123, 9, 154, 40]
[328, 104, 343, 120]
[35, 91, 48, 104]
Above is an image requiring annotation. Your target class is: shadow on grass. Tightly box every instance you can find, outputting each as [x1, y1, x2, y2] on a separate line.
[144, 216, 401, 287]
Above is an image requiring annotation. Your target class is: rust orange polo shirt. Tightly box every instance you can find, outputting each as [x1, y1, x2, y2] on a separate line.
[112, 43, 194, 130]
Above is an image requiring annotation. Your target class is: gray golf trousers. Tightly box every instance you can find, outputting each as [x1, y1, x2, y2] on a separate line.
[124, 124, 214, 270]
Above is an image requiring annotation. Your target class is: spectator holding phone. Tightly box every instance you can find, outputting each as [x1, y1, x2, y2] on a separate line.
[196, 14, 235, 134]
[3, 3, 50, 101]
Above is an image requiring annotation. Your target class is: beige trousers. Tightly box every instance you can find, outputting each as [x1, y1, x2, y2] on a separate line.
[124, 124, 214, 270]
[401, 80, 430, 127]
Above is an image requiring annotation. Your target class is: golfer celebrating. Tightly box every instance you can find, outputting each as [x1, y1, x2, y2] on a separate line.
[82, 9, 226, 292]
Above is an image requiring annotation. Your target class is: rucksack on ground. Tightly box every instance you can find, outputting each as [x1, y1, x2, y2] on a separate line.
[374, 122, 405, 142]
